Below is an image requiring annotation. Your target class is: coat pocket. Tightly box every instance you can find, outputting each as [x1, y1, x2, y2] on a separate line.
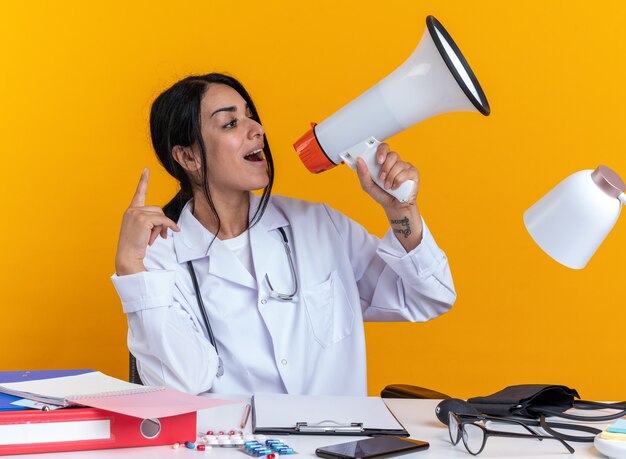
[302, 270, 355, 348]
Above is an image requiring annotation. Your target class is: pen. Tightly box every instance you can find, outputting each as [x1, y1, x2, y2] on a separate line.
[241, 403, 251, 429]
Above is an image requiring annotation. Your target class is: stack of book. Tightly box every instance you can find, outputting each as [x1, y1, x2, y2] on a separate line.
[0, 369, 232, 455]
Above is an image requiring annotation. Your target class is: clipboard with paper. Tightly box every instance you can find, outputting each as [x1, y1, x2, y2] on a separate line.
[251, 394, 409, 436]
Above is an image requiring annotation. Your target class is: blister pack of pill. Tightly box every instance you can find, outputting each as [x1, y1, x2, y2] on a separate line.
[199, 432, 265, 447]
[242, 438, 297, 457]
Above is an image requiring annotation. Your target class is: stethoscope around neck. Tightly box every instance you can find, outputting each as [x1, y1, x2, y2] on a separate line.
[187, 226, 299, 378]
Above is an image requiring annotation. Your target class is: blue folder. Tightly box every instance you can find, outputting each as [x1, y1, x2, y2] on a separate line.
[0, 392, 27, 411]
[0, 369, 92, 384]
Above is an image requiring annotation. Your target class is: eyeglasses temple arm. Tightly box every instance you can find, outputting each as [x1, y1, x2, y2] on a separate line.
[487, 431, 574, 454]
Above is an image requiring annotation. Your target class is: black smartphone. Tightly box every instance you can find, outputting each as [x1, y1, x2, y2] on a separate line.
[315, 436, 429, 459]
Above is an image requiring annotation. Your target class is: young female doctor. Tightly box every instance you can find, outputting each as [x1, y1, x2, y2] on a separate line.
[112, 73, 456, 396]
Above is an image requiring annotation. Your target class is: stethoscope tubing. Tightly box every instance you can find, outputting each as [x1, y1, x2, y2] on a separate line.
[188, 260, 225, 377]
[264, 227, 299, 302]
[187, 226, 299, 378]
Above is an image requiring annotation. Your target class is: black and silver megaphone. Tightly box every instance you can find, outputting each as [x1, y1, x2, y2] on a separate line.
[294, 16, 490, 202]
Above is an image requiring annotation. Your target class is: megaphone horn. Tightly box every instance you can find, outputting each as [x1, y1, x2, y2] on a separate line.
[293, 15, 490, 203]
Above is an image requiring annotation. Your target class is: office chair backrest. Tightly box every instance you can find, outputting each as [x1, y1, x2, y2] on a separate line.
[129, 353, 143, 385]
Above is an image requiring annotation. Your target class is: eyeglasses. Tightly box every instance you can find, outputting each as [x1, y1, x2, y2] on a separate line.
[264, 227, 299, 302]
[448, 412, 575, 455]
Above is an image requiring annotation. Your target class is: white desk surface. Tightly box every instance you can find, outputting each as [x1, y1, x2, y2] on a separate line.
[1, 398, 608, 459]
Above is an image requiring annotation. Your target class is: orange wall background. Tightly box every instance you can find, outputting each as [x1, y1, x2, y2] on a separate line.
[1, 1, 625, 400]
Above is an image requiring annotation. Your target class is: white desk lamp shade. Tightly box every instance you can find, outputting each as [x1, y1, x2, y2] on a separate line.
[523, 165, 626, 269]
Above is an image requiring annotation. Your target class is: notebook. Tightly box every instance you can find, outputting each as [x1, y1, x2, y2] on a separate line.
[0, 370, 235, 419]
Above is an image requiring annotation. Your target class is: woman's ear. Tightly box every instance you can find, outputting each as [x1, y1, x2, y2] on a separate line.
[172, 145, 201, 173]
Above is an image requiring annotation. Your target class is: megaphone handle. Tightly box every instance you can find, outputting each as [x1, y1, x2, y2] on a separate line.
[340, 137, 416, 203]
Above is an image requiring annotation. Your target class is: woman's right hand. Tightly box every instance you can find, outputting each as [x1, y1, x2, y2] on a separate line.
[115, 168, 181, 276]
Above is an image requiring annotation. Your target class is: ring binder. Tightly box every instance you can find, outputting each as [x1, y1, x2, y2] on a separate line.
[0, 407, 195, 455]
[295, 421, 364, 433]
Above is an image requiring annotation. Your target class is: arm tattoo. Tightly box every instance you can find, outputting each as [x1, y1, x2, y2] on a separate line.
[390, 216, 411, 238]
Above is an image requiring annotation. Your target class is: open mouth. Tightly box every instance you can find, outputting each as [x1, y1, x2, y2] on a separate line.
[244, 148, 264, 162]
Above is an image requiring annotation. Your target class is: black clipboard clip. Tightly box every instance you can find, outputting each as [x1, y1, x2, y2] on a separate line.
[295, 420, 364, 433]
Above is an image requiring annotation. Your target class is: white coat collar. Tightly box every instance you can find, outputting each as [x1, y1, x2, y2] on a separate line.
[172, 193, 289, 289]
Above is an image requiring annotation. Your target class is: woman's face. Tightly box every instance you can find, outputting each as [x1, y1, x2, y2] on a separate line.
[197, 83, 269, 195]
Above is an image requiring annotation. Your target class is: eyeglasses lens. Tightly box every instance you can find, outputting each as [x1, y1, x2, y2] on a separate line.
[448, 413, 460, 445]
[463, 423, 485, 455]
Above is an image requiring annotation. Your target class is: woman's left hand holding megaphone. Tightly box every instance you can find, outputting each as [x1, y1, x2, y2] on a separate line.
[355, 143, 424, 250]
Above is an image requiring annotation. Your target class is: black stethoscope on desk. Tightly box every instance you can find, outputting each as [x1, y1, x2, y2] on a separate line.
[187, 227, 299, 378]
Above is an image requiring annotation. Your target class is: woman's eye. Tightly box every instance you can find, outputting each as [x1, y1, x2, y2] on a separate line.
[224, 119, 237, 129]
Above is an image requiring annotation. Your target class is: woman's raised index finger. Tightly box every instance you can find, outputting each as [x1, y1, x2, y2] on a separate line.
[130, 168, 150, 207]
